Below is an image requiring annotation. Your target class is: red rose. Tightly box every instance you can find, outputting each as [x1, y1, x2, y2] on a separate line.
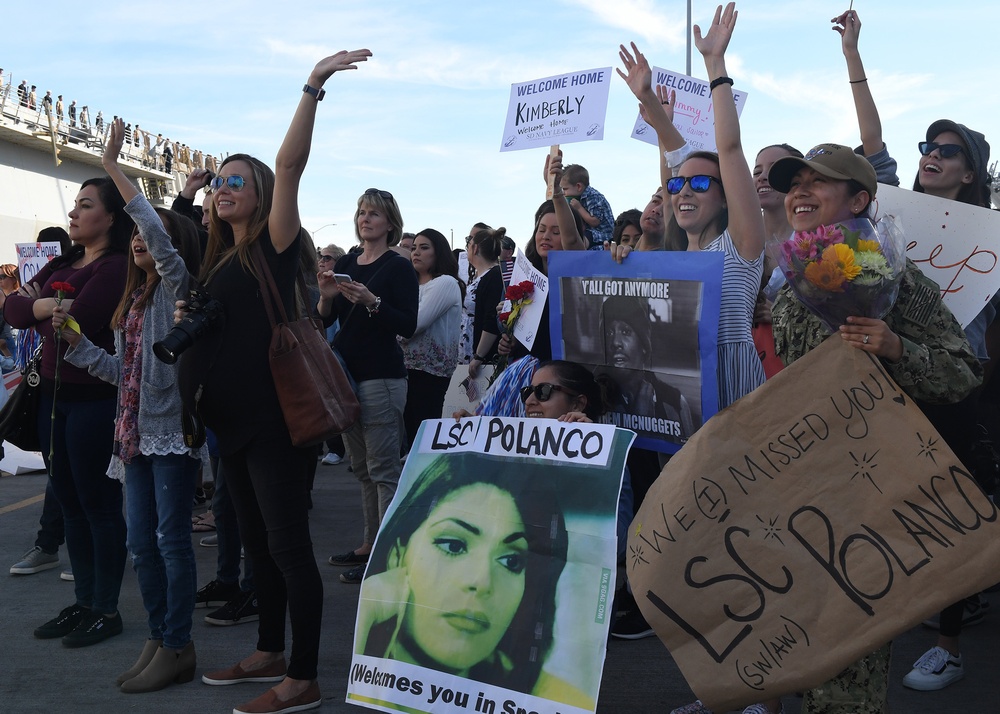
[518, 280, 535, 295]
[51, 281, 76, 294]
[498, 311, 511, 324]
[506, 285, 524, 301]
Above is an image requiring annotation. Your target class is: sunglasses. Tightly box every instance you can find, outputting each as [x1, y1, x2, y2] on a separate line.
[665, 175, 723, 195]
[318, 254, 335, 262]
[364, 188, 395, 202]
[918, 142, 964, 159]
[519, 383, 579, 404]
[209, 175, 246, 192]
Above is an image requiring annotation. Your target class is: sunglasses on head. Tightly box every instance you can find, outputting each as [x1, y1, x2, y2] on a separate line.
[918, 142, 964, 159]
[210, 175, 246, 192]
[665, 175, 723, 195]
[364, 188, 395, 202]
[519, 383, 578, 404]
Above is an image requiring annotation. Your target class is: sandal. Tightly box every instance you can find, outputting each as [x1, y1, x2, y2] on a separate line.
[192, 511, 216, 532]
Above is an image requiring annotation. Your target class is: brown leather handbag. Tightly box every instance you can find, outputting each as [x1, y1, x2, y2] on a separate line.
[252, 242, 359, 446]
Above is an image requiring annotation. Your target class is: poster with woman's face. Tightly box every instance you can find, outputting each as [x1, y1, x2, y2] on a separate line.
[547, 250, 724, 453]
[347, 417, 634, 714]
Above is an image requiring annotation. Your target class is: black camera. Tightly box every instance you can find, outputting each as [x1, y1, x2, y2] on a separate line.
[153, 288, 224, 364]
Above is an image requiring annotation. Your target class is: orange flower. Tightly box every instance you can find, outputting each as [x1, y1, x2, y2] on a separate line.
[804, 259, 847, 292]
[822, 243, 862, 281]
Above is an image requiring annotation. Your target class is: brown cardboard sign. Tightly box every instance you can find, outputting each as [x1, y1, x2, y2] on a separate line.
[627, 336, 1000, 712]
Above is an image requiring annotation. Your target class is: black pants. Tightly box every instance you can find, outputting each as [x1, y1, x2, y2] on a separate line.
[222, 426, 322, 680]
[403, 369, 451, 448]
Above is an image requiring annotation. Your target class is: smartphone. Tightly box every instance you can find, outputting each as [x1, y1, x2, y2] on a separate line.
[334, 274, 353, 285]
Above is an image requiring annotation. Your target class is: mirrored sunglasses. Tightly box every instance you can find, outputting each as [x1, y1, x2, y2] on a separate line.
[210, 175, 246, 192]
[665, 175, 723, 195]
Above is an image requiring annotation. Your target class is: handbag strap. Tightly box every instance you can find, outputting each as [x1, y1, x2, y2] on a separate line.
[250, 240, 292, 328]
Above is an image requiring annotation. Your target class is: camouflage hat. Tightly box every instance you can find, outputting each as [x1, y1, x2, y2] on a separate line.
[768, 143, 878, 198]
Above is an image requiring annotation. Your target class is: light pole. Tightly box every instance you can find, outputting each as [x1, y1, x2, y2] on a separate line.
[313, 223, 337, 236]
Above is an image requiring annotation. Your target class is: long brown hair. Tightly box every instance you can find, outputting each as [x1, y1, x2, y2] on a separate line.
[199, 153, 275, 283]
[664, 151, 729, 251]
[112, 208, 201, 328]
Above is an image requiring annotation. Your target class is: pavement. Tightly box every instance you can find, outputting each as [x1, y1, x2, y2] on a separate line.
[1, 459, 997, 714]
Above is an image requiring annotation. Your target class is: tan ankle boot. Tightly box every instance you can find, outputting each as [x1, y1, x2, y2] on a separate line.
[117, 638, 163, 686]
[120, 641, 196, 694]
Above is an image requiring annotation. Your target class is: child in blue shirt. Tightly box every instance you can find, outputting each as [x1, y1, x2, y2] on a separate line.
[560, 163, 614, 250]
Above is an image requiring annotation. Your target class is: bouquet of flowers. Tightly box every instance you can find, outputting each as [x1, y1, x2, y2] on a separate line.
[775, 216, 906, 331]
[488, 280, 536, 386]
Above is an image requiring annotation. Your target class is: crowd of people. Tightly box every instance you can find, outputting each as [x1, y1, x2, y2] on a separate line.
[0, 68, 222, 177]
[3, 4, 999, 714]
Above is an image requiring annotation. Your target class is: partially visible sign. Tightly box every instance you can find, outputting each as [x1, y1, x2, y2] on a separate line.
[630, 67, 747, 153]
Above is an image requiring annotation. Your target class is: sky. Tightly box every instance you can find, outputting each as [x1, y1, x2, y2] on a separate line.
[4, 1, 999, 253]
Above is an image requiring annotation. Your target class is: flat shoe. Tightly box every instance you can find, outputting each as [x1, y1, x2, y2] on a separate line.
[234, 681, 321, 714]
[202, 658, 287, 685]
[328, 550, 368, 567]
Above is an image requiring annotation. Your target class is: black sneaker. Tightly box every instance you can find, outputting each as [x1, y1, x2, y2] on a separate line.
[205, 590, 259, 626]
[610, 607, 655, 640]
[62, 610, 123, 647]
[195, 579, 241, 609]
[340, 564, 365, 584]
[34, 603, 88, 639]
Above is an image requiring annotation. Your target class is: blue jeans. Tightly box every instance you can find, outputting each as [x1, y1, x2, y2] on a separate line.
[38, 393, 125, 614]
[343, 378, 407, 545]
[125, 453, 198, 648]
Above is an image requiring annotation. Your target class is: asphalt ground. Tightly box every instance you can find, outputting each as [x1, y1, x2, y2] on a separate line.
[1, 461, 997, 714]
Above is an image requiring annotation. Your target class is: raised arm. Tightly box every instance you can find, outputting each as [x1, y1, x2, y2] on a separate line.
[618, 43, 686, 155]
[832, 9, 882, 157]
[695, 2, 764, 261]
[546, 152, 588, 251]
[101, 118, 139, 204]
[270, 49, 372, 253]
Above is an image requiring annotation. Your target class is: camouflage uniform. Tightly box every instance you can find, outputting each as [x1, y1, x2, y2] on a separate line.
[772, 260, 981, 712]
[773, 259, 982, 403]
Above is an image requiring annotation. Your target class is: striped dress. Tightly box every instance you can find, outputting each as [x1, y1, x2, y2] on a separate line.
[705, 229, 765, 409]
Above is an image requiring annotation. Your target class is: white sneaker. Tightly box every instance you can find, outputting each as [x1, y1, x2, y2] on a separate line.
[902, 646, 964, 691]
[321, 452, 342, 466]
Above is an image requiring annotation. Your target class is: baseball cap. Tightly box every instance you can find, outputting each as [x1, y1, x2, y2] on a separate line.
[768, 143, 878, 199]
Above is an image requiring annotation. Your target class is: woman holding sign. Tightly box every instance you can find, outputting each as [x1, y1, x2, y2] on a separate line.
[618, 3, 766, 410]
[763, 143, 981, 714]
[477, 156, 587, 417]
[834, 7, 997, 694]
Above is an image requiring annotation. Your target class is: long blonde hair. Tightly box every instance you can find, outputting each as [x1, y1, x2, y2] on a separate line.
[199, 153, 275, 283]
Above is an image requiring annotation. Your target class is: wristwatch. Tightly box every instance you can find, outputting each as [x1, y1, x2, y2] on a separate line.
[302, 84, 326, 101]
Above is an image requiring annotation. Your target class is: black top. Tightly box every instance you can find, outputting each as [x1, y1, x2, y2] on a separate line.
[473, 265, 503, 362]
[332, 251, 418, 383]
[180, 229, 301, 454]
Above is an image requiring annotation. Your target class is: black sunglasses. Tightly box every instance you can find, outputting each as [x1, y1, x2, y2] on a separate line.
[318, 254, 335, 262]
[519, 383, 578, 404]
[364, 188, 395, 202]
[665, 175, 723, 195]
[918, 142, 964, 159]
